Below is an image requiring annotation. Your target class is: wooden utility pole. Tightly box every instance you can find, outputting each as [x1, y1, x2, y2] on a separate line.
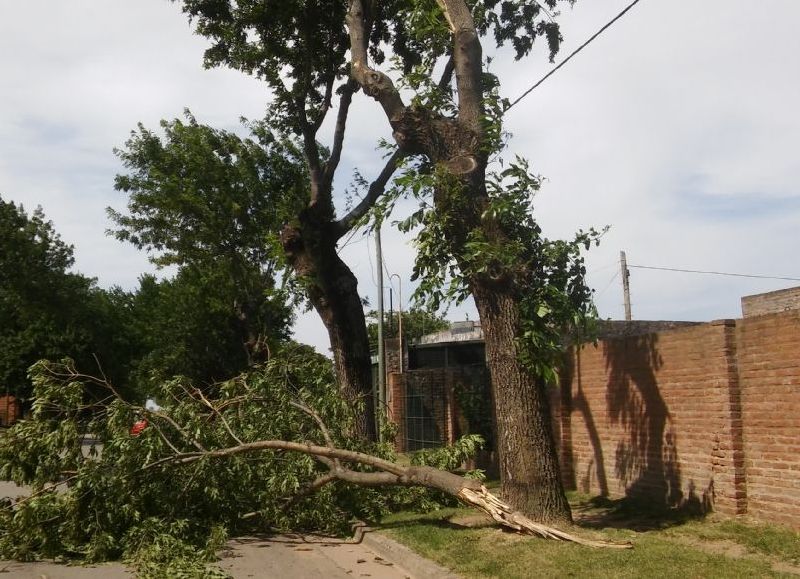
[620, 250, 632, 320]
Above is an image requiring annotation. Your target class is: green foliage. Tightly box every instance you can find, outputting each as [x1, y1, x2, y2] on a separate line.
[0, 347, 457, 573]
[0, 196, 137, 401]
[126, 268, 293, 395]
[110, 111, 307, 271]
[365, 307, 449, 350]
[410, 433, 485, 474]
[397, 156, 603, 382]
[109, 112, 308, 392]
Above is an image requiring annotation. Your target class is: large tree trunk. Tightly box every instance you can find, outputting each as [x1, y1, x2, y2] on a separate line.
[346, 0, 572, 521]
[281, 213, 376, 442]
[473, 283, 572, 524]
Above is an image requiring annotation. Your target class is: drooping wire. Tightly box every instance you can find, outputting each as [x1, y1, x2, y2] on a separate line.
[505, 0, 645, 111]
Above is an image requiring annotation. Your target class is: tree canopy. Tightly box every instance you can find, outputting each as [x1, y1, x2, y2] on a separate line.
[0, 197, 131, 400]
[109, 112, 305, 373]
[366, 307, 449, 350]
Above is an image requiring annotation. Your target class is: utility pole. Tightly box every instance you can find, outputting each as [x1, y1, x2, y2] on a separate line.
[620, 250, 632, 321]
[390, 273, 403, 374]
[375, 223, 385, 441]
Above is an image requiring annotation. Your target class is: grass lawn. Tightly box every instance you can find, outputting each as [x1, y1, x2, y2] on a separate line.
[380, 493, 800, 578]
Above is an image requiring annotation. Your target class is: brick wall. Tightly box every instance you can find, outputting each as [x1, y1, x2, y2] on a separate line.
[737, 310, 800, 527]
[0, 395, 20, 427]
[560, 311, 799, 528]
[741, 286, 800, 318]
[390, 308, 800, 528]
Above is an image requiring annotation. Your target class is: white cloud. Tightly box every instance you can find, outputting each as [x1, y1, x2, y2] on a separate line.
[1, 0, 798, 353]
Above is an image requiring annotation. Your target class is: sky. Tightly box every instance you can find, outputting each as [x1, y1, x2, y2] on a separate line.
[1, 1, 798, 355]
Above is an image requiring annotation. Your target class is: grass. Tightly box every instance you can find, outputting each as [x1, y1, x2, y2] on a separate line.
[379, 493, 800, 578]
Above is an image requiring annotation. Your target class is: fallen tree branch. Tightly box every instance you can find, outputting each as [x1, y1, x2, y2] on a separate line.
[144, 438, 630, 548]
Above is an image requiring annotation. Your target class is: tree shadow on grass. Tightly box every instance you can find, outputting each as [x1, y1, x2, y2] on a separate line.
[572, 492, 710, 532]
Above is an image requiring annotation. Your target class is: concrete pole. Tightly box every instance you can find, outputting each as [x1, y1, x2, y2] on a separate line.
[390, 273, 403, 373]
[376, 223, 385, 441]
[620, 250, 632, 321]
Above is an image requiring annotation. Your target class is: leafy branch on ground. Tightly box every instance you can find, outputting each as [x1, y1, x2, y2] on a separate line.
[0, 348, 628, 574]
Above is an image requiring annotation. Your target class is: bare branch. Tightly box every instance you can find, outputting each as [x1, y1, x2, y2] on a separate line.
[311, 76, 335, 134]
[334, 149, 405, 238]
[289, 400, 334, 449]
[435, 0, 484, 133]
[322, 81, 358, 186]
[148, 410, 207, 453]
[195, 388, 244, 446]
[138, 437, 629, 548]
[437, 55, 455, 93]
[146, 417, 183, 455]
[346, 0, 406, 121]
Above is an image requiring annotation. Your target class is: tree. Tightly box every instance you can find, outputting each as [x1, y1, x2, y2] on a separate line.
[366, 307, 449, 350]
[345, 0, 603, 523]
[125, 267, 293, 394]
[0, 196, 135, 401]
[0, 354, 625, 574]
[110, 113, 301, 372]
[111, 109, 389, 440]
[174, 1, 597, 523]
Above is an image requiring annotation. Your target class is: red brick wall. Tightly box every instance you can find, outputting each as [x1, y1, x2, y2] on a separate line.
[737, 310, 800, 527]
[561, 322, 744, 514]
[390, 309, 800, 528]
[0, 395, 20, 427]
[560, 311, 799, 528]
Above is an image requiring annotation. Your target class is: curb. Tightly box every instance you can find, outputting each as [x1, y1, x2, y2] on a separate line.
[361, 530, 461, 579]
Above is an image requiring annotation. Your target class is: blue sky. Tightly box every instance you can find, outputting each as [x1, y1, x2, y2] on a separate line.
[1, 1, 798, 354]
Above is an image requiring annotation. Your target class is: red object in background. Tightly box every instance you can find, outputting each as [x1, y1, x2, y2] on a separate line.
[130, 419, 148, 437]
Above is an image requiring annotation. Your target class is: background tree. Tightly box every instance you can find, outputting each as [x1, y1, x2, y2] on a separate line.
[170, 1, 425, 442]
[126, 267, 292, 394]
[366, 307, 449, 351]
[110, 112, 302, 370]
[111, 104, 395, 440]
[0, 196, 136, 402]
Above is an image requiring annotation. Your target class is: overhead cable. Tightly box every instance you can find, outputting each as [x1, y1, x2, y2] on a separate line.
[628, 264, 800, 282]
[505, 0, 645, 111]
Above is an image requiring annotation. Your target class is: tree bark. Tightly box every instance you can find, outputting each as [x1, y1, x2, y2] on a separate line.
[472, 283, 572, 524]
[281, 210, 376, 442]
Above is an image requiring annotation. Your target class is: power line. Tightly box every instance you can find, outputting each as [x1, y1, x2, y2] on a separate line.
[596, 270, 620, 297]
[628, 264, 800, 283]
[505, 0, 645, 111]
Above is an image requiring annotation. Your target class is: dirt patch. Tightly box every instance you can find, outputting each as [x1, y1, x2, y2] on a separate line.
[675, 537, 749, 559]
[771, 561, 800, 576]
[668, 535, 800, 576]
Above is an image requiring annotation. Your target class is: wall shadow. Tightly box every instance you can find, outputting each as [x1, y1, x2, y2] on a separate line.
[603, 334, 687, 507]
[560, 350, 609, 496]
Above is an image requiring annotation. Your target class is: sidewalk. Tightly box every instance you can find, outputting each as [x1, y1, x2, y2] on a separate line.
[0, 481, 458, 578]
[0, 533, 457, 579]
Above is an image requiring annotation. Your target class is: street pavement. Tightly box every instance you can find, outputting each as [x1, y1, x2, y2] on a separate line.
[0, 481, 456, 578]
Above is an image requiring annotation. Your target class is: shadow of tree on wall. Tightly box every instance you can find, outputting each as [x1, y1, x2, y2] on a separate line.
[603, 334, 686, 507]
[560, 350, 609, 496]
[561, 333, 717, 517]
